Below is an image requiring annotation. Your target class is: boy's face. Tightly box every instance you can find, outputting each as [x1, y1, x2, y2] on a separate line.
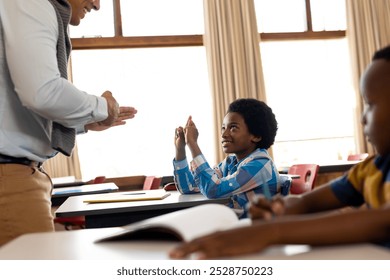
[68, 0, 100, 26]
[221, 112, 261, 161]
[360, 59, 390, 155]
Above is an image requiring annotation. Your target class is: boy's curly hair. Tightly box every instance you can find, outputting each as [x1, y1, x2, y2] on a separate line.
[373, 46, 390, 61]
[227, 98, 278, 149]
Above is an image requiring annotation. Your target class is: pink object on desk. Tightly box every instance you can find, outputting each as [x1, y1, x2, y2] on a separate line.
[163, 182, 178, 191]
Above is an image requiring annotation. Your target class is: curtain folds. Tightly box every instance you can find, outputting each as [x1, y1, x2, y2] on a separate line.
[203, 0, 268, 162]
[43, 143, 82, 179]
[346, 0, 390, 155]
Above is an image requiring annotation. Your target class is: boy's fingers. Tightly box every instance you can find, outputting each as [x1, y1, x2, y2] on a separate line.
[251, 194, 273, 210]
[170, 239, 205, 259]
[270, 196, 285, 216]
[248, 194, 286, 220]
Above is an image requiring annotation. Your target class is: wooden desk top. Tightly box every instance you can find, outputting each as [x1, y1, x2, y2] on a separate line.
[55, 191, 229, 218]
[0, 228, 389, 260]
[317, 161, 359, 173]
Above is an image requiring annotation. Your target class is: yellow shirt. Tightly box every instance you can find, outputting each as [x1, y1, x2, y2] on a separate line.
[331, 155, 390, 208]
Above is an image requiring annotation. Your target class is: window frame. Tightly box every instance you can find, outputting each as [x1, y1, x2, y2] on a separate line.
[71, 0, 346, 50]
[70, 0, 352, 174]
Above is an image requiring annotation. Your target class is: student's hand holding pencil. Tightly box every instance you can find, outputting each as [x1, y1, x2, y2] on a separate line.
[248, 195, 285, 221]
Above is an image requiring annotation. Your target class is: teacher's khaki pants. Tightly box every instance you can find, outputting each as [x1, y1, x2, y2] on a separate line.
[0, 163, 54, 246]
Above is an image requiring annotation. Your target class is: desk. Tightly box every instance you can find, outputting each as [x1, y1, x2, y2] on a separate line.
[0, 228, 389, 260]
[51, 182, 119, 206]
[315, 161, 361, 187]
[279, 161, 360, 187]
[55, 191, 230, 228]
[51, 176, 84, 187]
[318, 161, 359, 173]
[284, 174, 300, 179]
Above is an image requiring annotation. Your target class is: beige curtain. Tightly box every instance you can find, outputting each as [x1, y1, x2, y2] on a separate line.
[346, 0, 390, 155]
[203, 0, 267, 162]
[43, 56, 82, 179]
[43, 144, 82, 179]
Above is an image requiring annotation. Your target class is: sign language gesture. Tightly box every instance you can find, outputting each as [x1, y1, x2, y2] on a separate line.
[174, 116, 201, 161]
[85, 91, 137, 132]
[183, 116, 199, 145]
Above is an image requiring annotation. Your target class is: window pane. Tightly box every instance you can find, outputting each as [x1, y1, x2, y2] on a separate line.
[260, 39, 357, 166]
[121, 0, 204, 36]
[255, 0, 307, 32]
[69, 0, 115, 38]
[310, 0, 347, 31]
[71, 47, 215, 180]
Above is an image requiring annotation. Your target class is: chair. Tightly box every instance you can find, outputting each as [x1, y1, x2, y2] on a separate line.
[104, 175, 146, 191]
[288, 164, 319, 194]
[143, 176, 162, 190]
[347, 153, 369, 161]
[53, 216, 85, 230]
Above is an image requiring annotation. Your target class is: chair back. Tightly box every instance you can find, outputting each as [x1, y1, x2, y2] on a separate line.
[143, 176, 162, 190]
[288, 164, 319, 194]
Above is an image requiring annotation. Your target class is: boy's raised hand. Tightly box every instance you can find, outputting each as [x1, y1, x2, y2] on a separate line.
[175, 126, 186, 149]
[174, 126, 186, 161]
[184, 116, 199, 145]
[248, 195, 286, 220]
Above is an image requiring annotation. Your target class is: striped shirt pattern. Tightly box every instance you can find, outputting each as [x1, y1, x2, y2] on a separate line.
[173, 148, 279, 217]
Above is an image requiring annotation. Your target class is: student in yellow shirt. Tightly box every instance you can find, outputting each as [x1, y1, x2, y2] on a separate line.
[169, 45, 390, 259]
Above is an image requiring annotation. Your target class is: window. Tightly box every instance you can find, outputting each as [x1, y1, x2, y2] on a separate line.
[69, 0, 114, 38]
[120, 0, 204, 36]
[260, 39, 355, 166]
[71, 47, 213, 179]
[70, 0, 213, 180]
[70, 0, 354, 179]
[256, 0, 308, 33]
[254, 0, 354, 167]
[310, 0, 347, 31]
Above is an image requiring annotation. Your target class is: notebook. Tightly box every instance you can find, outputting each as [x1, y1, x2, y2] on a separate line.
[83, 189, 171, 203]
[95, 204, 251, 242]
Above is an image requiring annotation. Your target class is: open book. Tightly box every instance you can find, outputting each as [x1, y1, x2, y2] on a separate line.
[96, 203, 252, 242]
[83, 189, 171, 203]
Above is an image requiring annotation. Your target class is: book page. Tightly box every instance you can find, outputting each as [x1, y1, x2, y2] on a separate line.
[97, 203, 252, 242]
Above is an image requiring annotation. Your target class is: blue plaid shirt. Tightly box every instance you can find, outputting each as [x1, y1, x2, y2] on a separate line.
[173, 148, 279, 218]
